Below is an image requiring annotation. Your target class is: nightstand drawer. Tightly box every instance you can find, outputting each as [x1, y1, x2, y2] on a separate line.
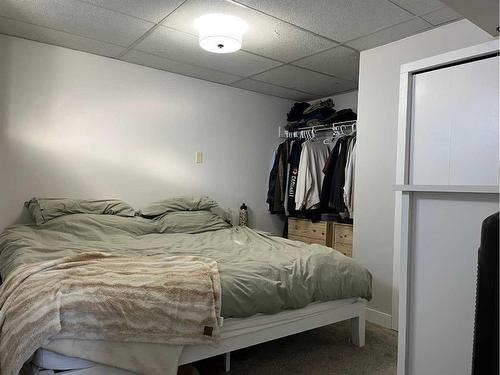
[333, 243, 352, 257]
[334, 224, 353, 245]
[288, 234, 327, 246]
[288, 218, 328, 241]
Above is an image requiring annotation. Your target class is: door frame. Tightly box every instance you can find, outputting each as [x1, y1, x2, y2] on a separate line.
[393, 39, 499, 375]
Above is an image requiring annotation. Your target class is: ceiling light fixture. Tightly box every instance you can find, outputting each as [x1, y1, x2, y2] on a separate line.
[194, 14, 248, 54]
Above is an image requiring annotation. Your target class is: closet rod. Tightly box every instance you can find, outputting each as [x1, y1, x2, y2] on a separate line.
[279, 120, 356, 139]
[289, 120, 356, 132]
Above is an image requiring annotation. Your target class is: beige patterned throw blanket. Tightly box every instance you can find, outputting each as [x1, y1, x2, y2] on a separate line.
[0, 252, 221, 375]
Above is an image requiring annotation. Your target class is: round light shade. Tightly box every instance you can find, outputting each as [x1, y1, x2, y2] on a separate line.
[194, 14, 248, 54]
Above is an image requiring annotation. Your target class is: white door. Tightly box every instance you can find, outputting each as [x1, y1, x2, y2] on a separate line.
[407, 192, 497, 375]
[397, 47, 499, 375]
[410, 56, 499, 187]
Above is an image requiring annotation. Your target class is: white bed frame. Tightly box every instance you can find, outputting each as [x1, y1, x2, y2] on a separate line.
[30, 298, 366, 374]
[180, 298, 366, 372]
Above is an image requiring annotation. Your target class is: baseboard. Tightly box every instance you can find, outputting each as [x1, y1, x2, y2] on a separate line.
[365, 307, 393, 329]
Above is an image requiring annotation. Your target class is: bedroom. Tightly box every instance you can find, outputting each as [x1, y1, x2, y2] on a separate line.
[0, 1, 498, 375]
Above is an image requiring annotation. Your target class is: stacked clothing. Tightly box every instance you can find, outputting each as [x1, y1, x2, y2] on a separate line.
[302, 99, 336, 127]
[285, 99, 335, 130]
[285, 102, 309, 130]
[284, 99, 357, 131]
[321, 108, 357, 124]
[268, 123, 357, 219]
[287, 102, 310, 122]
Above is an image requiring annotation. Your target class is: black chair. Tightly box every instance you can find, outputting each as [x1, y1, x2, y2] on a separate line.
[472, 212, 499, 375]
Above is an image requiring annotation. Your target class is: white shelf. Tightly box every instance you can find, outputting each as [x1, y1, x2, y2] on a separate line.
[394, 184, 499, 193]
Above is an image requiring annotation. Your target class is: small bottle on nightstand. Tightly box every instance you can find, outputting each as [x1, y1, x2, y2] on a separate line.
[239, 203, 248, 226]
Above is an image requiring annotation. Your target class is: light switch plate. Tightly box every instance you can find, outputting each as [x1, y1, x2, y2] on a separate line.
[195, 151, 203, 164]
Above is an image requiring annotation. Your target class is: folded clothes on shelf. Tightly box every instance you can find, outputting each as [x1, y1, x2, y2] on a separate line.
[321, 108, 357, 124]
[287, 102, 310, 122]
[303, 98, 334, 115]
[285, 99, 357, 131]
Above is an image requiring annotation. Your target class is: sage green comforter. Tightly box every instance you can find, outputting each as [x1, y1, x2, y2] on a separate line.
[0, 214, 371, 318]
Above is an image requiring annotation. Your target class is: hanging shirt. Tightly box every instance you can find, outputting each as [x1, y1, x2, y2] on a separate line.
[278, 140, 290, 210]
[286, 140, 304, 214]
[320, 137, 341, 211]
[295, 140, 331, 210]
[344, 137, 356, 218]
[267, 148, 279, 213]
[330, 137, 350, 212]
[267, 141, 289, 214]
[284, 149, 291, 216]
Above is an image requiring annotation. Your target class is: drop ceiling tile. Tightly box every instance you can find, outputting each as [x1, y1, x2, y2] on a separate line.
[135, 25, 280, 76]
[252, 65, 356, 96]
[345, 18, 432, 51]
[332, 78, 359, 93]
[161, 0, 337, 62]
[292, 46, 359, 81]
[0, 0, 154, 47]
[231, 79, 316, 101]
[237, 0, 414, 42]
[421, 7, 462, 26]
[121, 50, 242, 84]
[0, 16, 126, 57]
[389, 0, 444, 15]
[80, 0, 185, 23]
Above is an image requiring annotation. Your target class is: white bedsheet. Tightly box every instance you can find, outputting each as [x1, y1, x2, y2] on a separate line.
[38, 298, 359, 374]
[41, 340, 182, 375]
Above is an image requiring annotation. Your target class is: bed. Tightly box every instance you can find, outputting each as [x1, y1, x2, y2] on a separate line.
[0, 198, 372, 375]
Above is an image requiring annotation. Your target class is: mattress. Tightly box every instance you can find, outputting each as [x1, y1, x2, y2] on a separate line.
[33, 351, 94, 371]
[0, 213, 372, 318]
[34, 298, 360, 374]
[29, 363, 134, 375]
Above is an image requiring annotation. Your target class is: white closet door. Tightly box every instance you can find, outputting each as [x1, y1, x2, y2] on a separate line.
[407, 192, 497, 375]
[410, 56, 499, 186]
[402, 52, 499, 375]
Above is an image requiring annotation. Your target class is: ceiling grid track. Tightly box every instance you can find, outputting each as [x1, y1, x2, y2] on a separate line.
[0, 0, 465, 100]
[115, 0, 189, 59]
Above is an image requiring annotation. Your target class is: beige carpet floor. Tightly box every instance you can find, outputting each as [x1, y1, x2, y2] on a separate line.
[192, 321, 397, 375]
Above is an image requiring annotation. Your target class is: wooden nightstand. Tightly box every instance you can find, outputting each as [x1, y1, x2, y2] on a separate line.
[332, 222, 353, 257]
[287, 217, 353, 257]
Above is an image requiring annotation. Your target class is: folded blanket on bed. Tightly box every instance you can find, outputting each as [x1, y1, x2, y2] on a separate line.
[0, 252, 221, 375]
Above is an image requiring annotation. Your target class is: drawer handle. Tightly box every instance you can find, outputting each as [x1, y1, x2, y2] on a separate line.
[312, 229, 316, 232]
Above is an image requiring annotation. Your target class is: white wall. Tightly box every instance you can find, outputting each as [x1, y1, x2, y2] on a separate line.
[317, 90, 358, 112]
[0, 34, 292, 233]
[354, 19, 494, 328]
[330, 90, 358, 112]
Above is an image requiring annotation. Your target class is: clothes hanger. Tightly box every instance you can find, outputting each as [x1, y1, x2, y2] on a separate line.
[323, 131, 337, 144]
[345, 125, 356, 137]
[310, 127, 317, 141]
